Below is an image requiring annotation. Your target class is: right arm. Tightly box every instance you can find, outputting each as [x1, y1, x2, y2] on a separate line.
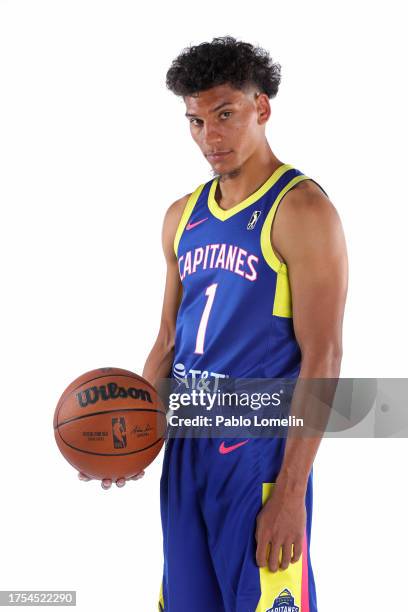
[142, 193, 190, 388]
[78, 193, 190, 488]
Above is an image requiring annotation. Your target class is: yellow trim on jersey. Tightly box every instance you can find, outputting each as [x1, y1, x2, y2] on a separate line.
[260, 174, 311, 272]
[158, 581, 164, 611]
[173, 183, 206, 256]
[208, 163, 294, 221]
[273, 266, 293, 318]
[260, 174, 311, 318]
[255, 483, 303, 612]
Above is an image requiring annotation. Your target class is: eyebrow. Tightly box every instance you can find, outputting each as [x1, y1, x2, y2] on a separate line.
[185, 101, 234, 118]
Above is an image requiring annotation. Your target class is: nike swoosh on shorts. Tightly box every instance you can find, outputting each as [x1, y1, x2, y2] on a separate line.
[218, 440, 249, 454]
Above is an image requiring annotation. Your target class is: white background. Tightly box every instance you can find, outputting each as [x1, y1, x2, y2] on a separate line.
[1, 1, 407, 610]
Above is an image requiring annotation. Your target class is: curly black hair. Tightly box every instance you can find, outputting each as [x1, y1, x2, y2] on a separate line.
[166, 36, 281, 99]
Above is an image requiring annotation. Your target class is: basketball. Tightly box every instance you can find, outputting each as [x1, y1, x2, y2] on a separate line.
[53, 367, 167, 480]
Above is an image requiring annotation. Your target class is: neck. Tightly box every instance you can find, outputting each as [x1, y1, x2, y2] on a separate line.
[215, 142, 284, 210]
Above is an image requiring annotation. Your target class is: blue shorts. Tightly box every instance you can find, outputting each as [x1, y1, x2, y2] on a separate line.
[158, 436, 317, 611]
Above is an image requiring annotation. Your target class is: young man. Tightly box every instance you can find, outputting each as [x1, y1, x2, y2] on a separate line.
[140, 36, 348, 612]
[83, 36, 348, 611]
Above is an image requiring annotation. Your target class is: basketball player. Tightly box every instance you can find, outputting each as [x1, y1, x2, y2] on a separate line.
[80, 36, 348, 611]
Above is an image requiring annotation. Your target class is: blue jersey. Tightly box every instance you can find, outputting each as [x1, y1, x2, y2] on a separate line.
[159, 163, 325, 611]
[172, 163, 326, 382]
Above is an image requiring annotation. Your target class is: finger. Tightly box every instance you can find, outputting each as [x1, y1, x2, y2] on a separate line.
[78, 472, 92, 481]
[268, 541, 282, 573]
[280, 542, 293, 570]
[116, 478, 126, 488]
[255, 538, 270, 568]
[291, 539, 303, 563]
[101, 478, 112, 490]
[129, 470, 145, 480]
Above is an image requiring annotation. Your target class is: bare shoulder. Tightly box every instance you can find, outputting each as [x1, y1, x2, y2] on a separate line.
[162, 192, 192, 260]
[164, 192, 192, 225]
[281, 178, 339, 220]
[272, 178, 346, 263]
[275, 178, 343, 234]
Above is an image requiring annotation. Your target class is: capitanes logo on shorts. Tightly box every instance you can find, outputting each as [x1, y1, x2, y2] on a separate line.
[266, 588, 299, 612]
[76, 383, 152, 408]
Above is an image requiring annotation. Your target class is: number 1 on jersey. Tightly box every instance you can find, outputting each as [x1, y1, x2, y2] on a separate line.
[194, 283, 218, 354]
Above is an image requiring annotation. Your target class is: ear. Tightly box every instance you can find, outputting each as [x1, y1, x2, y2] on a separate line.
[255, 92, 271, 125]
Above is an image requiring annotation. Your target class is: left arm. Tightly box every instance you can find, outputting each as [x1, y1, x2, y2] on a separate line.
[255, 180, 348, 571]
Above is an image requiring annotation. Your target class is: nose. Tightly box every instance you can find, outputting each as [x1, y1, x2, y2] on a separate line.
[202, 121, 223, 147]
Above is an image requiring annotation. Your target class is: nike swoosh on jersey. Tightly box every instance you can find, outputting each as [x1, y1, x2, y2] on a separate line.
[186, 217, 209, 230]
[219, 439, 249, 454]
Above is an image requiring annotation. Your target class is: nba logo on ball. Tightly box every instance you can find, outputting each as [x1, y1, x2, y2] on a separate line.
[247, 210, 261, 230]
[267, 588, 299, 612]
[112, 417, 127, 449]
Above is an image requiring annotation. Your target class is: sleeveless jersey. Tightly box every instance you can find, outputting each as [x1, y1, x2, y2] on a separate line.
[172, 163, 327, 382]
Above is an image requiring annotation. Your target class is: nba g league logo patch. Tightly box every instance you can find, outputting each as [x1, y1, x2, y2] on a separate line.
[266, 588, 299, 612]
[247, 210, 262, 230]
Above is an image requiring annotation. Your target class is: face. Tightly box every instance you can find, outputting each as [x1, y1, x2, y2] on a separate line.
[184, 83, 270, 176]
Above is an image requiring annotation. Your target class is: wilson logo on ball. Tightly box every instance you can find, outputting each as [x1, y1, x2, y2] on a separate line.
[76, 383, 153, 408]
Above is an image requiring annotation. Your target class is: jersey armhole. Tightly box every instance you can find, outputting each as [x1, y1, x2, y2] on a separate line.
[260, 175, 328, 318]
[260, 175, 328, 273]
[173, 183, 206, 256]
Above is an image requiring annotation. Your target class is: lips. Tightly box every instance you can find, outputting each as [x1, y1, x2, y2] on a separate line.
[207, 151, 232, 161]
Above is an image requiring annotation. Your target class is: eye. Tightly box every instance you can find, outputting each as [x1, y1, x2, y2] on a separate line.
[189, 118, 202, 126]
[220, 111, 232, 119]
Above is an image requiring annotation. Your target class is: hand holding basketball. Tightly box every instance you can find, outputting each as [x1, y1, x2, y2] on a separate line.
[78, 470, 145, 489]
[54, 367, 167, 482]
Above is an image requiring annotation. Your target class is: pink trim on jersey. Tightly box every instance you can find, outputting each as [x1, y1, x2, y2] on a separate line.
[301, 529, 310, 611]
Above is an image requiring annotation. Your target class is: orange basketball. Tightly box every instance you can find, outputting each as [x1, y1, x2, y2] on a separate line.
[53, 367, 167, 480]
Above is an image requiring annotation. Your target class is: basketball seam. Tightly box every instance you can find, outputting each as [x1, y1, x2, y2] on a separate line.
[55, 407, 166, 429]
[56, 430, 165, 457]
